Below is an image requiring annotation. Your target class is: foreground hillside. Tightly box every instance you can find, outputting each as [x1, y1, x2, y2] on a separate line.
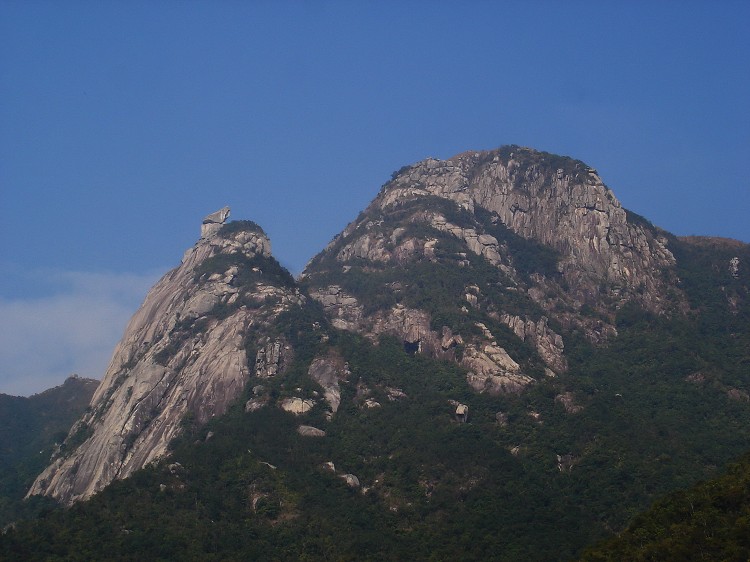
[2, 147, 749, 559]
[581, 452, 750, 561]
[0, 376, 98, 526]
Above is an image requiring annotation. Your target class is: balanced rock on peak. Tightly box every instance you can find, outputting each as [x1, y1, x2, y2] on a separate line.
[201, 206, 231, 238]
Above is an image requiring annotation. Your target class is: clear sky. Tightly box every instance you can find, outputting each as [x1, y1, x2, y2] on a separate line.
[1, 1, 748, 395]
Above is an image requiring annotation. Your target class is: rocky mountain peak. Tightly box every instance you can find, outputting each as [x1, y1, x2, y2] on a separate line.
[28, 212, 300, 505]
[376, 146, 675, 300]
[302, 146, 684, 397]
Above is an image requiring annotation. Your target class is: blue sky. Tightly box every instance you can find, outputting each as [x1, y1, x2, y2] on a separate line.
[1, 1, 748, 395]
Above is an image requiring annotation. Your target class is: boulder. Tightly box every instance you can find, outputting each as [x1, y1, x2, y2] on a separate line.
[297, 425, 326, 437]
[280, 397, 315, 415]
[200, 206, 230, 238]
[339, 473, 360, 488]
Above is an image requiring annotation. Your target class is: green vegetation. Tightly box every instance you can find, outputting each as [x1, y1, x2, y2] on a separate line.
[304, 196, 556, 321]
[624, 209, 656, 231]
[0, 377, 96, 527]
[470, 146, 589, 190]
[580, 452, 750, 561]
[390, 164, 413, 180]
[194, 252, 295, 290]
[217, 219, 266, 237]
[3, 281, 749, 559]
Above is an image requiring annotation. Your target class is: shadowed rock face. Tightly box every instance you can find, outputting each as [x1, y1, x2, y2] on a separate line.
[28, 217, 302, 505]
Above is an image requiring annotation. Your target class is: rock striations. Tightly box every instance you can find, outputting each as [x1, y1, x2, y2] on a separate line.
[375, 148, 675, 295]
[303, 146, 680, 393]
[28, 209, 304, 505]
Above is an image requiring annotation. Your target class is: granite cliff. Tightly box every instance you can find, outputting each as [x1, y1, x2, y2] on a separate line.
[28, 209, 304, 505]
[302, 146, 680, 394]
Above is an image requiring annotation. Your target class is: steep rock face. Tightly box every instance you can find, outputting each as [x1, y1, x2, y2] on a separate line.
[307, 354, 350, 415]
[498, 313, 567, 375]
[308, 285, 364, 332]
[462, 322, 533, 394]
[303, 146, 682, 394]
[336, 149, 672, 300]
[28, 210, 303, 505]
[378, 149, 675, 304]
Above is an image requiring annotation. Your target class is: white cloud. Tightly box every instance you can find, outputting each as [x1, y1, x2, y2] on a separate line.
[0, 269, 162, 397]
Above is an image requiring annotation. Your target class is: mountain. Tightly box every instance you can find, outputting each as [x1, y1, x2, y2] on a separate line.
[5, 146, 750, 560]
[0, 375, 98, 525]
[27, 209, 303, 505]
[302, 146, 680, 390]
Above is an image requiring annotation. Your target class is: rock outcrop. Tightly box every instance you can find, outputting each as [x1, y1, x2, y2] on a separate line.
[28, 213, 302, 505]
[462, 323, 534, 394]
[297, 425, 326, 437]
[730, 256, 740, 279]
[307, 355, 350, 415]
[308, 285, 364, 332]
[498, 313, 567, 374]
[339, 473, 360, 488]
[555, 391, 583, 414]
[201, 206, 231, 238]
[280, 397, 315, 415]
[255, 338, 289, 378]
